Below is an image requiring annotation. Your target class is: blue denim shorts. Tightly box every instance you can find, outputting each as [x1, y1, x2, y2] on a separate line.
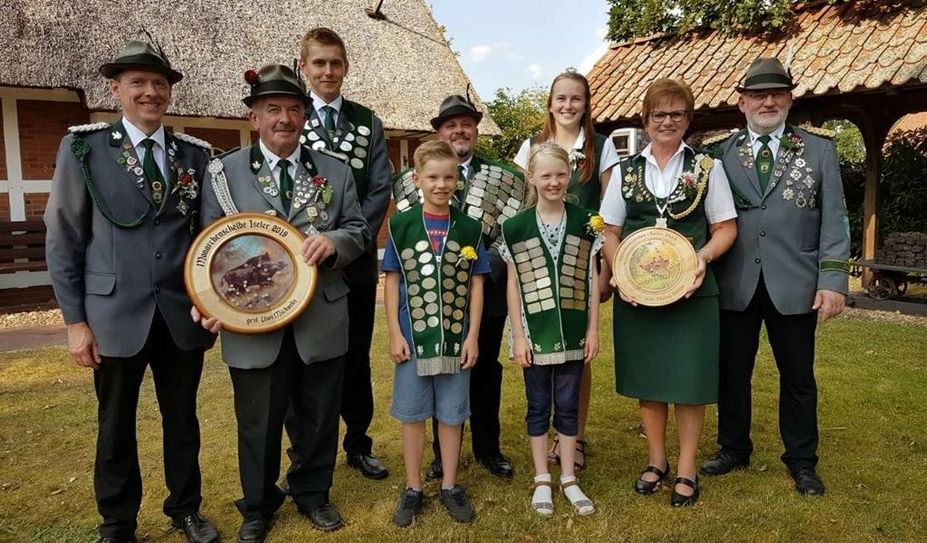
[391, 357, 471, 425]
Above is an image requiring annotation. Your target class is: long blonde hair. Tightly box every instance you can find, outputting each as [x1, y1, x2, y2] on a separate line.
[525, 141, 570, 207]
[534, 70, 596, 183]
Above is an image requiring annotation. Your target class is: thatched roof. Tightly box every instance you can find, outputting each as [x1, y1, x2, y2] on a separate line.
[0, 0, 499, 134]
[588, 0, 927, 127]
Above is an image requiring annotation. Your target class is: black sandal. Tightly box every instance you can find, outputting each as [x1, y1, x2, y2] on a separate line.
[633, 462, 670, 495]
[670, 476, 700, 507]
[574, 439, 589, 471]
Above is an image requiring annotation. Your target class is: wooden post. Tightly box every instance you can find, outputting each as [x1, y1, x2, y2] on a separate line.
[858, 114, 892, 288]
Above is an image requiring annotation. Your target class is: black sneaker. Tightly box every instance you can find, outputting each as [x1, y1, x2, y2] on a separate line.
[439, 485, 475, 523]
[392, 487, 424, 527]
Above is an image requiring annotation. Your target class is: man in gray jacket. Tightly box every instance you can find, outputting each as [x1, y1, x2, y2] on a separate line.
[195, 64, 367, 541]
[699, 58, 851, 496]
[44, 40, 219, 543]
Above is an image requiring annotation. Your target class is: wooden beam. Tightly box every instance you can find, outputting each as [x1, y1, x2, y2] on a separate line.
[857, 109, 894, 288]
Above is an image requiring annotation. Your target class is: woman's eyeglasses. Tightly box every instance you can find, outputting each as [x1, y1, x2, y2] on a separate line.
[650, 110, 688, 123]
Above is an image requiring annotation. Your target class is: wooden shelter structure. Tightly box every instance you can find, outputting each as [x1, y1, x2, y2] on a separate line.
[587, 0, 927, 285]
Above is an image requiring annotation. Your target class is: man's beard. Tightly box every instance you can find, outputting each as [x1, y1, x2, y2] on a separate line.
[747, 108, 788, 134]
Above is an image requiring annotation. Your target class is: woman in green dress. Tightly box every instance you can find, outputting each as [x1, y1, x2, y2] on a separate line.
[599, 79, 738, 506]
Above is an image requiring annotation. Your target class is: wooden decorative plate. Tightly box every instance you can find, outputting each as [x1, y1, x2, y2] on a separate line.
[612, 226, 697, 307]
[185, 213, 316, 334]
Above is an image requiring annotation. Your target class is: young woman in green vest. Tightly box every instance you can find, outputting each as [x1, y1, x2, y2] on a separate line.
[513, 69, 620, 471]
[600, 79, 738, 506]
[502, 142, 602, 517]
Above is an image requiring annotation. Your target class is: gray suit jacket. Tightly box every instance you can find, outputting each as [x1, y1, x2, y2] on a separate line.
[44, 120, 214, 357]
[712, 125, 851, 315]
[304, 99, 391, 285]
[201, 143, 368, 369]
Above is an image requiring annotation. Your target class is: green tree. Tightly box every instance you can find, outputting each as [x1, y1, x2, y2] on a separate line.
[475, 86, 547, 163]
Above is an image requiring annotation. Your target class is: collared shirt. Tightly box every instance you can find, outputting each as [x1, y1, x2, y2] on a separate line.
[458, 155, 473, 179]
[599, 141, 738, 227]
[512, 132, 620, 174]
[748, 123, 786, 160]
[258, 140, 300, 188]
[310, 92, 344, 129]
[122, 118, 168, 180]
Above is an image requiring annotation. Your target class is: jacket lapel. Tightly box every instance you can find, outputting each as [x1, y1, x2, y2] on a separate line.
[732, 129, 764, 200]
[763, 125, 796, 199]
[248, 144, 287, 216]
[288, 146, 319, 220]
[109, 119, 153, 204]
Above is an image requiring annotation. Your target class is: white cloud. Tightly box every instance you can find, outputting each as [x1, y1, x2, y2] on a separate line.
[525, 63, 543, 79]
[579, 42, 609, 75]
[468, 41, 524, 63]
[469, 45, 492, 62]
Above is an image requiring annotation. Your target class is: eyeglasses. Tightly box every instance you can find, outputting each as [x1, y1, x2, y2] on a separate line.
[650, 110, 688, 123]
[742, 90, 790, 102]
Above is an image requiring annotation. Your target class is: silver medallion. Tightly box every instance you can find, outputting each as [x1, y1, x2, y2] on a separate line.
[356, 135, 369, 147]
[422, 277, 437, 290]
[357, 126, 371, 136]
[415, 240, 429, 252]
[350, 158, 364, 169]
[427, 316, 440, 328]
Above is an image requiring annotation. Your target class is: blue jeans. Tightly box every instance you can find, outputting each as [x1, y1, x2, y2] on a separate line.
[523, 359, 584, 437]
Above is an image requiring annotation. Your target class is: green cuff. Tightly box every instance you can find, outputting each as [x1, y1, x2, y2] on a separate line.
[819, 259, 850, 274]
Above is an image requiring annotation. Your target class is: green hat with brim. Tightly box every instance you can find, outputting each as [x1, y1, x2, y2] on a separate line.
[242, 64, 309, 107]
[736, 57, 796, 92]
[99, 40, 183, 84]
[430, 95, 483, 130]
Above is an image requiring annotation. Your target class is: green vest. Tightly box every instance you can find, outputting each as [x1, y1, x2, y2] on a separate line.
[388, 205, 484, 376]
[618, 149, 718, 298]
[302, 99, 375, 200]
[564, 133, 607, 209]
[501, 202, 597, 365]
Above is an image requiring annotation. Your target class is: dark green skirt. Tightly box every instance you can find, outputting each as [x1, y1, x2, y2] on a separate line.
[613, 295, 719, 404]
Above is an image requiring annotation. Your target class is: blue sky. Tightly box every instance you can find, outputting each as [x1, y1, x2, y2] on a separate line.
[429, 0, 612, 99]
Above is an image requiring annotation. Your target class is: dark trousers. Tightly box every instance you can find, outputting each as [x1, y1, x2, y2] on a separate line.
[230, 329, 345, 516]
[94, 310, 204, 539]
[523, 360, 585, 437]
[717, 278, 819, 471]
[432, 312, 507, 460]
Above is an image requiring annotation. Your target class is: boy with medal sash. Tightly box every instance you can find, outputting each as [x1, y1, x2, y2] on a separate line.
[501, 142, 602, 517]
[383, 141, 491, 526]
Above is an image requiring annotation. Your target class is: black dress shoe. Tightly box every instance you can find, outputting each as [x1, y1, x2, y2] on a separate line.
[301, 503, 345, 532]
[97, 537, 136, 543]
[633, 462, 671, 495]
[237, 515, 270, 543]
[347, 452, 389, 480]
[670, 476, 700, 507]
[791, 468, 826, 496]
[171, 512, 219, 543]
[425, 458, 443, 480]
[699, 451, 749, 476]
[476, 453, 514, 479]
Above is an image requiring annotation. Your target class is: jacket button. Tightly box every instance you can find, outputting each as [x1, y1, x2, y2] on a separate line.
[154, 218, 161, 225]
[761, 204, 767, 210]
[759, 231, 766, 237]
[755, 258, 762, 264]
[155, 251, 162, 259]
[154, 285, 161, 293]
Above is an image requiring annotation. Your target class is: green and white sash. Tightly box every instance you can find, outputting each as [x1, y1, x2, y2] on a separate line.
[501, 203, 596, 365]
[388, 206, 484, 376]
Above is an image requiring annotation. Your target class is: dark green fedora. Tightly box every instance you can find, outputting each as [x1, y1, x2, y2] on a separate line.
[99, 40, 183, 84]
[736, 57, 796, 92]
[242, 64, 309, 107]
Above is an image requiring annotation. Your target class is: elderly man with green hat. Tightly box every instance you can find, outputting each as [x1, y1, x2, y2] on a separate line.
[699, 57, 851, 496]
[44, 39, 219, 543]
[194, 64, 367, 541]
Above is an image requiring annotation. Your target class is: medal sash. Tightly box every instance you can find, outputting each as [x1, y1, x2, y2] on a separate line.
[301, 99, 375, 199]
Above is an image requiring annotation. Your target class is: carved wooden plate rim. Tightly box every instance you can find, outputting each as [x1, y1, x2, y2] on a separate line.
[184, 212, 316, 334]
[612, 226, 697, 307]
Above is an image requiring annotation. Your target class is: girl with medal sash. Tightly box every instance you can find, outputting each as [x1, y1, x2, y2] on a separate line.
[382, 141, 490, 526]
[600, 79, 738, 506]
[501, 143, 602, 517]
[513, 69, 620, 472]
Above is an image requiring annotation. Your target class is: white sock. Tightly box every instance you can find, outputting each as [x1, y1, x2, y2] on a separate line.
[560, 475, 594, 514]
[532, 474, 553, 511]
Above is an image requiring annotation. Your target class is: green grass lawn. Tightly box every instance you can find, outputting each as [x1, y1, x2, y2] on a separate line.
[0, 308, 925, 543]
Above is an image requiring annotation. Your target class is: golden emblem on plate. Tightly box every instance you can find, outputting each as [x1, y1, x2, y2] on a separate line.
[185, 213, 317, 334]
[612, 227, 697, 307]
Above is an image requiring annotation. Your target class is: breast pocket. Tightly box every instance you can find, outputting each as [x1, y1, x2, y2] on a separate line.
[84, 272, 116, 295]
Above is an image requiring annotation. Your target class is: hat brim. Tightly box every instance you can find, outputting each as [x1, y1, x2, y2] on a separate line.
[242, 91, 311, 108]
[736, 82, 797, 92]
[99, 63, 183, 84]
[430, 106, 483, 130]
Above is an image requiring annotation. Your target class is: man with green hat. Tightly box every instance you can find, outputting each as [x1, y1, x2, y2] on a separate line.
[699, 57, 850, 496]
[194, 64, 368, 540]
[45, 39, 219, 543]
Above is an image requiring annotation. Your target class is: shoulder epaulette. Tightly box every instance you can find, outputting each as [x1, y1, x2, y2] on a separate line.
[701, 131, 735, 147]
[213, 146, 240, 159]
[68, 122, 110, 134]
[799, 124, 836, 139]
[173, 132, 213, 150]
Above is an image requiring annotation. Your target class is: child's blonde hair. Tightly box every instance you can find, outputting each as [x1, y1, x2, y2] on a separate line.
[413, 140, 457, 171]
[525, 141, 570, 206]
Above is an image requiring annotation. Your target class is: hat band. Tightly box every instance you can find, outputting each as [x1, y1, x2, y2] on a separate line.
[116, 53, 172, 68]
[250, 80, 305, 98]
[743, 72, 793, 88]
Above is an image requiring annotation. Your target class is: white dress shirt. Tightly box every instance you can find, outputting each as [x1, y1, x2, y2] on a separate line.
[513, 131, 620, 175]
[122, 118, 168, 180]
[748, 123, 786, 160]
[310, 92, 344, 128]
[258, 140, 300, 188]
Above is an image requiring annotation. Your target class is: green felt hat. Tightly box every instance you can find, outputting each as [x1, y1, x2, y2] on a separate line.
[99, 40, 183, 84]
[736, 57, 796, 92]
[242, 64, 309, 107]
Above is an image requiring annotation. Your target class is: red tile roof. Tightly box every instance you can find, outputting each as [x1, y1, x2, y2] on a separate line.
[589, 0, 927, 125]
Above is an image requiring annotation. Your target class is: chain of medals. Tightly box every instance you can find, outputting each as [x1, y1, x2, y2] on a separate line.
[625, 154, 711, 228]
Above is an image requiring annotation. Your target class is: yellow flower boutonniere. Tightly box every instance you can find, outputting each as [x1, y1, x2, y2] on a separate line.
[457, 245, 478, 268]
[586, 214, 605, 235]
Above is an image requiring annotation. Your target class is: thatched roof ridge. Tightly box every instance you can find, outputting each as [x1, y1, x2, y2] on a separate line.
[0, 0, 499, 134]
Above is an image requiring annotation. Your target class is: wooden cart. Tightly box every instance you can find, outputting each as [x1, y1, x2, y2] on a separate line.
[854, 259, 927, 300]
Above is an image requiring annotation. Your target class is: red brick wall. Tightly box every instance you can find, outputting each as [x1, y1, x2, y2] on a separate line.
[23, 193, 49, 220]
[18, 100, 90, 180]
[183, 127, 241, 153]
[0, 194, 9, 222]
[0, 106, 6, 180]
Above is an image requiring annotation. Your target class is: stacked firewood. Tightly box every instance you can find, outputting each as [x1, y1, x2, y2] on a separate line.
[875, 232, 927, 269]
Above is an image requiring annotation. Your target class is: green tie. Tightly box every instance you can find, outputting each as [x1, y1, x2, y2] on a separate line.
[278, 159, 293, 213]
[454, 165, 467, 204]
[321, 105, 337, 141]
[142, 138, 166, 205]
[755, 134, 773, 193]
